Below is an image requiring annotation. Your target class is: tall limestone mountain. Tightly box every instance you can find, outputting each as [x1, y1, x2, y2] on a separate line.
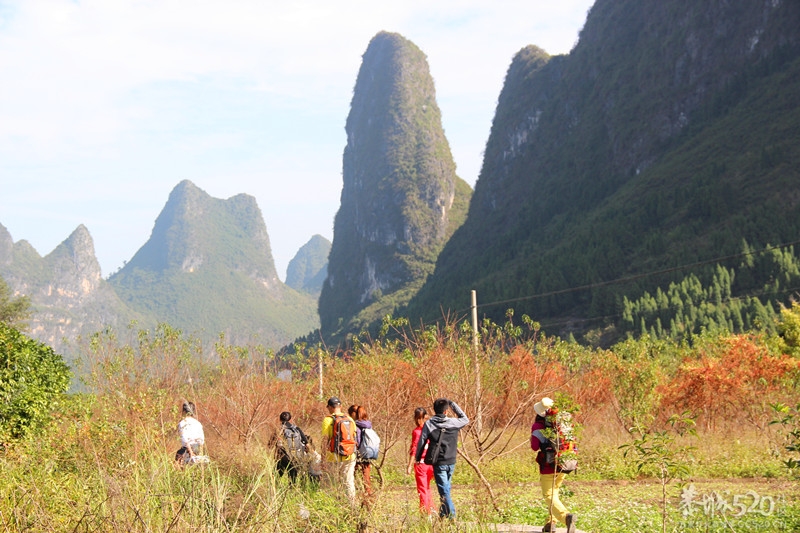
[109, 180, 318, 346]
[318, 31, 472, 338]
[0, 223, 143, 357]
[408, 0, 800, 340]
[285, 234, 330, 297]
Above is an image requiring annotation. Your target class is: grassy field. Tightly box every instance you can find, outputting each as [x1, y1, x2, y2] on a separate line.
[2, 323, 800, 531]
[2, 422, 798, 532]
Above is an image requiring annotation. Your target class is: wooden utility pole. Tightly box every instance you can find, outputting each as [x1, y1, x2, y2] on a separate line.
[471, 290, 479, 352]
[471, 290, 482, 438]
[318, 348, 324, 398]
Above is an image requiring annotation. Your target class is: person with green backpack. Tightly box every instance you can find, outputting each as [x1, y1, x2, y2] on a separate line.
[321, 396, 357, 504]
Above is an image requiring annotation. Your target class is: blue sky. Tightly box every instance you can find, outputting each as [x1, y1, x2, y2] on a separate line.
[0, 0, 593, 280]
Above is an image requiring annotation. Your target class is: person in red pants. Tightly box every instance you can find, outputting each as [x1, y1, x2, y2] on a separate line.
[407, 406, 435, 514]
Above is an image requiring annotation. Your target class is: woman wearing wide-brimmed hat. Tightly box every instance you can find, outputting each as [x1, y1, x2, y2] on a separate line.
[531, 397, 576, 533]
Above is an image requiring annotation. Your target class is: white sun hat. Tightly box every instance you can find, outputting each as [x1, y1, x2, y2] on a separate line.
[534, 397, 554, 416]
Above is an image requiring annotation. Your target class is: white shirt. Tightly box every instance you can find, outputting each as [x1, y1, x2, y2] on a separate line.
[179, 416, 205, 448]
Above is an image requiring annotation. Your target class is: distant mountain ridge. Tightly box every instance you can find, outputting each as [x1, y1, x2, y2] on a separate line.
[1, 181, 319, 354]
[109, 180, 318, 346]
[285, 234, 330, 297]
[6, 1, 800, 352]
[318, 31, 471, 340]
[0, 223, 144, 356]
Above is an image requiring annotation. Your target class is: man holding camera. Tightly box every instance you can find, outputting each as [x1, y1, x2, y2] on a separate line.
[414, 398, 469, 519]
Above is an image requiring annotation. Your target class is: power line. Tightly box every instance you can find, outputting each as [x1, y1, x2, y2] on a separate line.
[463, 239, 800, 314]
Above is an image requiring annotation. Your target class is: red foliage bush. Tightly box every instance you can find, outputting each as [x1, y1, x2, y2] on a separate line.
[660, 335, 800, 429]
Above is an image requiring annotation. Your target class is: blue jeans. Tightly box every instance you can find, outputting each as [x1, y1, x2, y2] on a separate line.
[433, 463, 456, 518]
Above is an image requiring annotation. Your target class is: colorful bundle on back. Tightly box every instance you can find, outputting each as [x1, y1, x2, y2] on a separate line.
[542, 407, 579, 473]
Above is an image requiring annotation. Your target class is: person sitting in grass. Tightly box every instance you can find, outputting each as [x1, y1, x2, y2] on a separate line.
[175, 400, 206, 466]
[305, 436, 323, 486]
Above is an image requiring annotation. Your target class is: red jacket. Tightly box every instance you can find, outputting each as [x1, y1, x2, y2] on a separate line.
[530, 418, 556, 475]
[409, 425, 427, 460]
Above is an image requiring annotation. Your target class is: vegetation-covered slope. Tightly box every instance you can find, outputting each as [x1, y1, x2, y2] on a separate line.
[109, 180, 318, 347]
[285, 234, 330, 297]
[407, 0, 800, 343]
[318, 31, 471, 340]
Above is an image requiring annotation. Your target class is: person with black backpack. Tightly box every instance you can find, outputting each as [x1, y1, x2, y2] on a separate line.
[414, 398, 469, 519]
[276, 411, 308, 483]
[321, 397, 357, 504]
[531, 397, 577, 533]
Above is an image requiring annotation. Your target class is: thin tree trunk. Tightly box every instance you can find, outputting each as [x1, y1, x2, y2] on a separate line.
[457, 449, 500, 514]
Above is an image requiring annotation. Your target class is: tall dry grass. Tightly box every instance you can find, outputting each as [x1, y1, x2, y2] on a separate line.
[1, 320, 798, 531]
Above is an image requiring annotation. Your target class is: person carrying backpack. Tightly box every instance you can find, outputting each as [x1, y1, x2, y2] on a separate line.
[531, 397, 577, 533]
[414, 398, 469, 519]
[276, 411, 308, 482]
[321, 396, 357, 504]
[348, 404, 379, 502]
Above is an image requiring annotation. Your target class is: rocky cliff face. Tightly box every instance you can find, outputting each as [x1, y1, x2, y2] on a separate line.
[409, 0, 800, 332]
[318, 31, 471, 337]
[471, 0, 800, 227]
[109, 180, 318, 347]
[0, 223, 142, 356]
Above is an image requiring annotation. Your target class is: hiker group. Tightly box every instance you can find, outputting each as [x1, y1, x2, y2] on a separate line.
[175, 394, 577, 531]
[272, 396, 470, 518]
[273, 398, 383, 505]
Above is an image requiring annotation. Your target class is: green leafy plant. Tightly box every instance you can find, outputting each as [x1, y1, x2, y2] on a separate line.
[0, 322, 72, 442]
[620, 412, 697, 533]
[771, 402, 800, 471]
[0, 276, 31, 329]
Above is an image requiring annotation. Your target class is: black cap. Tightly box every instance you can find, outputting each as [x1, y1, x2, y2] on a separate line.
[327, 397, 341, 407]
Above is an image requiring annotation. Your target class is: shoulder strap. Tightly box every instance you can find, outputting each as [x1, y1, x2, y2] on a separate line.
[330, 414, 340, 450]
[431, 427, 446, 463]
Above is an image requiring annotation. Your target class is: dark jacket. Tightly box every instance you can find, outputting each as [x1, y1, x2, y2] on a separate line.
[530, 416, 556, 475]
[414, 401, 469, 466]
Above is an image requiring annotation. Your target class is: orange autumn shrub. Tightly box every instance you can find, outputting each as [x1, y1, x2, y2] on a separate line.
[564, 363, 616, 427]
[660, 335, 800, 430]
[324, 343, 425, 462]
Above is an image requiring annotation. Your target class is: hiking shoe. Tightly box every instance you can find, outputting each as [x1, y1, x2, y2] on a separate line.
[542, 522, 554, 532]
[565, 513, 576, 533]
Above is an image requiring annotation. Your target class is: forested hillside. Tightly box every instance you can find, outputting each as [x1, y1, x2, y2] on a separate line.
[406, 0, 800, 345]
